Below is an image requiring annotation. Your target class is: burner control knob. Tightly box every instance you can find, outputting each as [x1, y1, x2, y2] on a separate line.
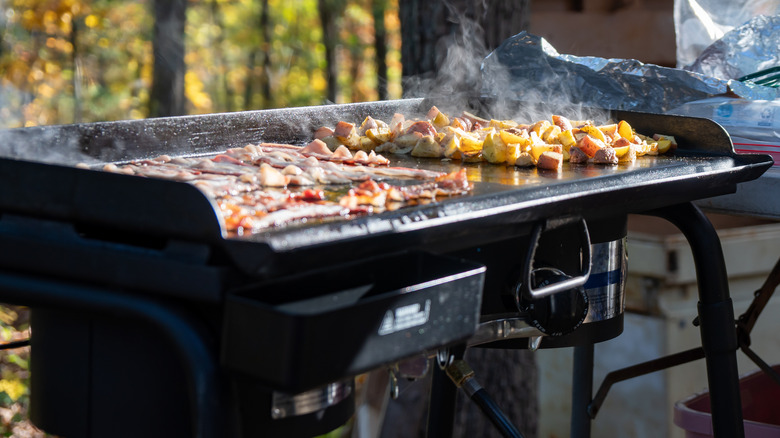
[518, 268, 589, 336]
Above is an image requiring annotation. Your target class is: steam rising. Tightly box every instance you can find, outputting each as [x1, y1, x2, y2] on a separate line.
[400, 5, 611, 124]
[402, 2, 486, 103]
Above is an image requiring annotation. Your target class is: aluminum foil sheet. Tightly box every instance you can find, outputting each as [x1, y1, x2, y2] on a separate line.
[481, 31, 780, 114]
[685, 14, 780, 80]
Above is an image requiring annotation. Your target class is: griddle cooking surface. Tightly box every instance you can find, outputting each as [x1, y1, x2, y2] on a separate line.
[0, 99, 773, 279]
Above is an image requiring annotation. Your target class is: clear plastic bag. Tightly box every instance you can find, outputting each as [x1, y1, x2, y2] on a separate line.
[666, 97, 780, 141]
[674, 0, 780, 68]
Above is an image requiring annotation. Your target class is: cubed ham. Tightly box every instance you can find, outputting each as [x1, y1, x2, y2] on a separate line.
[334, 121, 356, 139]
[301, 139, 333, 156]
[593, 147, 618, 164]
[314, 126, 334, 140]
[405, 121, 437, 138]
[569, 146, 589, 164]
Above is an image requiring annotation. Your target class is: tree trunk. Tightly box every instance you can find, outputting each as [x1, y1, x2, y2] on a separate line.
[386, 3, 538, 436]
[259, 0, 272, 108]
[150, 0, 187, 117]
[70, 15, 81, 123]
[318, 0, 343, 103]
[210, 0, 233, 112]
[398, 0, 530, 97]
[452, 348, 538, 438]
[372, 0, 389, 101]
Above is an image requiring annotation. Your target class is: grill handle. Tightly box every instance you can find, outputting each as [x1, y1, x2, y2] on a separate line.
[521, 216, 592, 299]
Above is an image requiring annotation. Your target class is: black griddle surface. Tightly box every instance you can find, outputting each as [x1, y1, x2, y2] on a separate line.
[0, 99, 773, 280]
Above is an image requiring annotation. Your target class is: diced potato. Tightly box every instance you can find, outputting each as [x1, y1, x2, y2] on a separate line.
[541, 125, 562, 143]
[395, 132, 423, 149]
[482, 131, 507, 164]
[635, 133, 653, 143]
[530, 143, 562, 163]
[598, 124, 618, 137]
[618, 144, 637, 163]
[462, 111, 490, 129]
[577, 135, 606, 157]
[489, 119, 518, 130]
[653, 134, 677, 153]
[557, 129, 577, 151]
[506, 143, 521, 165]
[612, 145, 631, 158]
[500, 128, 530, 146]
[552, 115, 573, 131]
[358, 116, 379, 135]
[336, 134, 360, 150]
[365, 127, 394, 145]
[579, 124, 607, 143]
[450, 117, 469, 131]
[512, 151, 534, 167]
[375, 142, 412, 155]
[536, 151, 563, 171]
[321, 135, 342, 152]
[357, 136, 377, 152]
[432, 111, 450, 129]
[411, 136, 443, 158]
[459, 133, 484, 155]
[656, 139, 672, 154]
[530, 120, 551, 136]
[617, 120, 634, 142]
[461, 151, 483, 162]
[529, 130, 543, 145]
[442, 134, 462, 160]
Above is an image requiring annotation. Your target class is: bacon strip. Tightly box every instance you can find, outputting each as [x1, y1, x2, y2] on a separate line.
[99, 143, 472, 234]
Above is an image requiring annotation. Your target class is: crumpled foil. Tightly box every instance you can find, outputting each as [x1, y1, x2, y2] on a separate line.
[480, 31, 780, 113]
[685, 14, 780, 80]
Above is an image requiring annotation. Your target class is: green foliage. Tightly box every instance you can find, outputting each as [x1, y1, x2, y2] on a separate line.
[0, 306, 39, 436]
[0, 0, 402, 128]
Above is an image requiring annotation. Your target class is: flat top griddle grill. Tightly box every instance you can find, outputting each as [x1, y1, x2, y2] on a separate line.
[0, 98, 771, 282]
[0, 98, 773, 438]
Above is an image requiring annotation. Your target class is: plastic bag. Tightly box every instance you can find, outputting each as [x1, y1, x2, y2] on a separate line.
[674, 0, 780, 68]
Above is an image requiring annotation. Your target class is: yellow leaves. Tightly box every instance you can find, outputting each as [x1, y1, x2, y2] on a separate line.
[38, 83, 56, 99]
[185, 72, 213, 113]
[85, 14, 99, 28]
[21, 9, 37, 30]
[45, 37, 73, 54]
[0, 379, 26, 402]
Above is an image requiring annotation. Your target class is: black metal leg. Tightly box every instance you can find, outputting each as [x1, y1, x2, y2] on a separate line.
[426, 346, 465, 438]
[647, 203, 744, 438]
[570, 343, 594, 438]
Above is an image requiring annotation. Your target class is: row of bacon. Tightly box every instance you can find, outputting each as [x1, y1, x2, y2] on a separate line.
[95, 142, 471, 233]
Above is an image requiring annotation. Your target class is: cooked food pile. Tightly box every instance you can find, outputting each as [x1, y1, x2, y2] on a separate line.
[314, 106, 678, 171]
[95, 106, 678, 234]
[95, 143, 470, 234]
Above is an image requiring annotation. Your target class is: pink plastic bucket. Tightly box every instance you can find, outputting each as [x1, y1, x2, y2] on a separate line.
[674, 365, 780, 438]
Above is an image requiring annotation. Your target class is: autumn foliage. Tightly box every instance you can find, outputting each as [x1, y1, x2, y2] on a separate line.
[0, 0, 402, 128]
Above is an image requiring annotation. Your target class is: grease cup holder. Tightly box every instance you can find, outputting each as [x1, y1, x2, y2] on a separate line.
[220, 251, 485, 393]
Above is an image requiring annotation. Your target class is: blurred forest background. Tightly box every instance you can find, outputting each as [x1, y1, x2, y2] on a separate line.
[0, 0, 529, 129]
[1, 0, 403, 128]
[0, 0, 529, 435]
